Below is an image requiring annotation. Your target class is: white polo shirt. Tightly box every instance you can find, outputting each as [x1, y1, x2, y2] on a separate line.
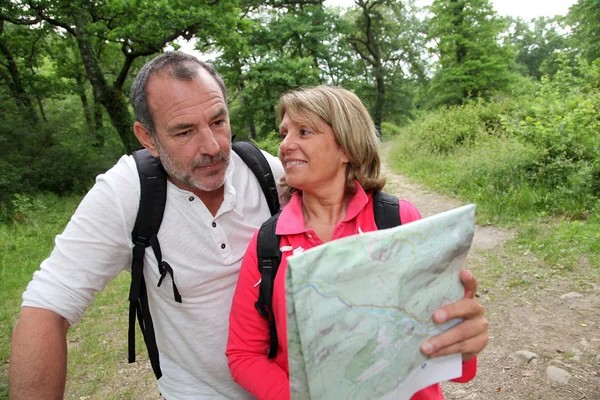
[22, 149, 284, 399]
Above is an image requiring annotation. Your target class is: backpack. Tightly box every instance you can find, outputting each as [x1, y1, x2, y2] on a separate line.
[128, 141, 280, 379]
[254, 191, 401, 358]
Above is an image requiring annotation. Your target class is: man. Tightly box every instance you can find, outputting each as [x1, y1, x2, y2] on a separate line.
[9, 52, 284, 399]
[9, 52, 488, 399]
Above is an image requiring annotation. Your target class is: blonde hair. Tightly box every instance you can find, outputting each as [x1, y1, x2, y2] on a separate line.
[277, 85, 385, 203]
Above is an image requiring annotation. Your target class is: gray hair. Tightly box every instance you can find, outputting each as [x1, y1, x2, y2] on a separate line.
[130, 51, 227, 137]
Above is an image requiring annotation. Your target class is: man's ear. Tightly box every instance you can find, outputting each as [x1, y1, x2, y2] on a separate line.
[133, 122, 159, 157]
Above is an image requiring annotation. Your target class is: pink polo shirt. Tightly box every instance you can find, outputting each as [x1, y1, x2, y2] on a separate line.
[227, 184, 477, 399]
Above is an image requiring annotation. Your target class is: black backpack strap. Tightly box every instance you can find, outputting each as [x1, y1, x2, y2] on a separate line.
[232, 141, 280, 216]
[129, 148, 172, 379]
[255, 212, 282, 359]
[372, 191, 401, 229]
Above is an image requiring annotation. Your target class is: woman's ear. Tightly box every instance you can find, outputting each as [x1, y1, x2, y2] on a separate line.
[133, 122, 159, 157]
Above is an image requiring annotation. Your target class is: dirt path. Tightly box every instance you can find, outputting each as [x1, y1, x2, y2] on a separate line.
[381, 150, 600, 400]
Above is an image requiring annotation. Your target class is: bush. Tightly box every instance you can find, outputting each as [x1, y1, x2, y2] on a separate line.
[380, 122, 403, 141]
[403, 99, 515, 154]
[389, 60, 600, 220]
[251, 131, 281, 157]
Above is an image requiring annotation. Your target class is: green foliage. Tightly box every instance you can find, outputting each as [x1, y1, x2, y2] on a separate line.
[506, 16, 570, 80]
[389, 58, 600, 221]
[568, 0, 600, 62]
[427, 0, 515, 106]
[401, 99, 513, 154]
[515, 58, 600, 204]
[251, 131, 281, 157]
[0, 91, 123, 221]
[380, 122, 403, 141]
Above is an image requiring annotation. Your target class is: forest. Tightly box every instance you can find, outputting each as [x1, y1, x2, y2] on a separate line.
[0, 0, 597, 221]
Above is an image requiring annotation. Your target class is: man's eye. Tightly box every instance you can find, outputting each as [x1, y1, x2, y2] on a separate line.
[177, 130, 190, 137]
[213, 119, 225, 127]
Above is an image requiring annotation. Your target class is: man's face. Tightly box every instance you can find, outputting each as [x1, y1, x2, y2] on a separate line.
[145, 68, 231, 193]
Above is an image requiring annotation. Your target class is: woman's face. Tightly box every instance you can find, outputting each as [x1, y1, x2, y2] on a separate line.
[278, 112, 349, 194]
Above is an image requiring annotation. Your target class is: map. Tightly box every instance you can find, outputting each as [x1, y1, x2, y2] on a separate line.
[286, 204, 476, 400]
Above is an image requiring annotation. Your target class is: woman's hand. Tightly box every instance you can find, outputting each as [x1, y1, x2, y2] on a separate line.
[420, 269, 489, 362]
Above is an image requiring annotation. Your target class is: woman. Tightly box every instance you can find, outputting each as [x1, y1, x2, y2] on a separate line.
[226, 86, 483, 399]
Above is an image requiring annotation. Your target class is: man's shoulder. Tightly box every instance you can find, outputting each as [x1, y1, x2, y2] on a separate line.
[96, 154, 139, 188]
[88, 154, 141, 213]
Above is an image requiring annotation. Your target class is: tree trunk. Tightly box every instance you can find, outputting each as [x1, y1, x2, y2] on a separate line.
[0, 23, 38, 124]
[36, 96, 48, 123]
[374, 62, 385, 137]
[75, 29, 137, 152]
[238, 79, 256, 140]
[76, 75, 93, 131]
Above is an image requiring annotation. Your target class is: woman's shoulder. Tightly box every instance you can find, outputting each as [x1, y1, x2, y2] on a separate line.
[398, 199, 422, 224]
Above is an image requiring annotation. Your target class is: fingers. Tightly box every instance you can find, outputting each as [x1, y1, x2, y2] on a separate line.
[421, 316, 489, 361]
[434, 297, 483, 325]
[460, 269, 477, 299]
[421, 297, 488, 361]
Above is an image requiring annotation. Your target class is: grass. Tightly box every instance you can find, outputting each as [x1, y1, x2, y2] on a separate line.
[386, 131, 600, 288]
[0, 193, 154, 400]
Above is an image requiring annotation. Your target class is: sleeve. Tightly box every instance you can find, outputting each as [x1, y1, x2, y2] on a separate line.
[399, 199, 422, 224]
[451, 357, 477, 383]
[21, 156, 138, 325]
[226, 232, 290, 400]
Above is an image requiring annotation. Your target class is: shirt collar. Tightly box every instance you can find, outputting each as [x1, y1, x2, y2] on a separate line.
[275, 181, 369, 235]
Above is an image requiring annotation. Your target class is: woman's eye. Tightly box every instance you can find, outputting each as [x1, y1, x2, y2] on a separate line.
[299, 129, 310, 136]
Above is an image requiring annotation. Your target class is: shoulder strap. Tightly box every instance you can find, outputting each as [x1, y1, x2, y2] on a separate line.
[372, 191, 401, 229]
[232, 141, 280, 216]
[255, 212, 282, 359]
[129, 148, 168, 379]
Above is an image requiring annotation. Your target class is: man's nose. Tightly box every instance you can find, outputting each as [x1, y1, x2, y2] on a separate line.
[197, 127, 220, 156]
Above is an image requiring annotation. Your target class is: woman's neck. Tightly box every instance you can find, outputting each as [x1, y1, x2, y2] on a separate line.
[302, 187, 348, 243]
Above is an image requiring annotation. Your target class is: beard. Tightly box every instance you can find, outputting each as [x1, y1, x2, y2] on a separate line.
[156, 144, 231, 192]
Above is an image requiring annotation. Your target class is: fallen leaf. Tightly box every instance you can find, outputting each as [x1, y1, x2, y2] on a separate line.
[581, 323, 588, 327]
[496, 387, 503, 392]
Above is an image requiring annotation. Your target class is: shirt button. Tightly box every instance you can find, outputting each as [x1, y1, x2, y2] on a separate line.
[307, 233, 312, 239]
[188, 196, 194, 202]
[221, 243, 226, 249]
[212, 222, 217, 228]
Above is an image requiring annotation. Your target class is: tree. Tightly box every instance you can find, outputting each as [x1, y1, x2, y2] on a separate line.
[347, 0, 425, 131]
[506, 16, 569, 80]
[568, 0, 600, 62]
[209, 2, 341, 138]
[427, 0, 514, 106]
[1, 0, 239, 152]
